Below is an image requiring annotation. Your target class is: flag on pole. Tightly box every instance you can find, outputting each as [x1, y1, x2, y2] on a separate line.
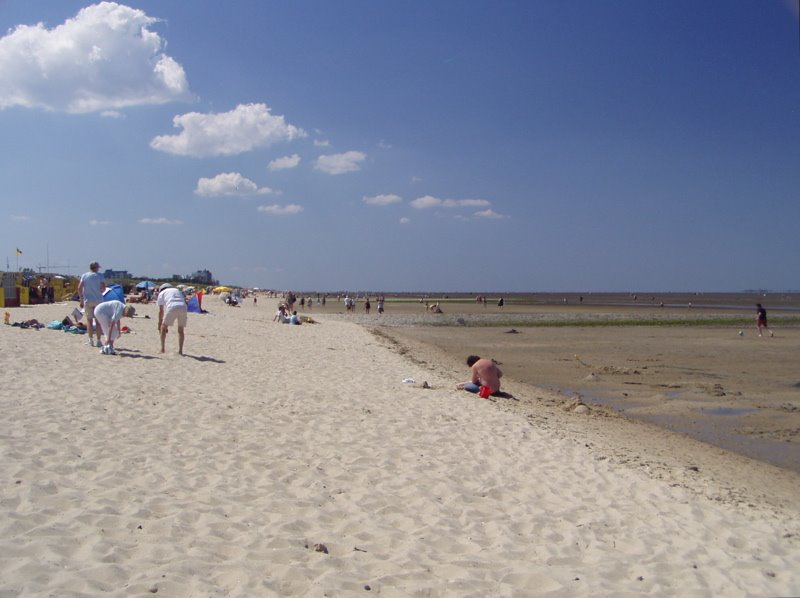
[16, 248, 22, 256]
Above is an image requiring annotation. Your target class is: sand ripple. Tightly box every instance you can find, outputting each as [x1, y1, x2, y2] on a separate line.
[0, 303, 798, 595]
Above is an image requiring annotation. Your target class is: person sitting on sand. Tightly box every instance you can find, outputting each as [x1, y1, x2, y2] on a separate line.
[273, 304, 289, 323]
[457, 355, 503, 397]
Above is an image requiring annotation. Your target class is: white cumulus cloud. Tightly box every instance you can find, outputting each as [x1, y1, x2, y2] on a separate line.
[257, 203, 303, 215]
[444, 198, 490, 208]
[139, 217, 182, 225]
[195, 172, 274, 197]
[399, 217, 411, 224]
[474, 209, 504, 219]
[151, 103, 306, 157]
[268, 154, 301, 171]
[0, 2, 191, 113]
[314, 151, 366, 175]
[410, 195, 492, 209]
[89, 219, 111, 225]
[363, 194, 402, 206]
[410, 195, 442, 209]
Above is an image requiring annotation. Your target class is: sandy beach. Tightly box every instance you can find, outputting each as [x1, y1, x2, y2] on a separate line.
[2, 298, 799, 596]
[378, 309, 800, 473]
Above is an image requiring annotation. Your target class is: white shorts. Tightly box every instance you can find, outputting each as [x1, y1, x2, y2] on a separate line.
[94, 311, 120, 344]
[163, 307, 188, 328]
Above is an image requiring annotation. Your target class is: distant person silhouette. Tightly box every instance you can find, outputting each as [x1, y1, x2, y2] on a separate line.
[756, 303, 774, 337]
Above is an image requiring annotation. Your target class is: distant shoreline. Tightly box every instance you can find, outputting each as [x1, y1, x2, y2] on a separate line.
[330, 291, 800, 313]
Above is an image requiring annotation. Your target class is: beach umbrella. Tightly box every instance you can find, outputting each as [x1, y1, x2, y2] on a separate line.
[213, 286, 231, 293]
[101, 284, 126, 303]
[136, 280, 156, 289]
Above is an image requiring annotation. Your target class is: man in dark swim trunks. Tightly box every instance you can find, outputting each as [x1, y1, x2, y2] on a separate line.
[756, 303, 774, 337]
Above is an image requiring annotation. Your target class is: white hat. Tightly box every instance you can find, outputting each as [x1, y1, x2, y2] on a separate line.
[158, 283, 172, 292]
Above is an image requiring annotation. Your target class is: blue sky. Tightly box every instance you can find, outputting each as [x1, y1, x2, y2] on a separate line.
[1, 1, 798, 292]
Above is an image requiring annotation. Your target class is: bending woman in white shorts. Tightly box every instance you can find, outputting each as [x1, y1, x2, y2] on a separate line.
[157, 284, 188, 355]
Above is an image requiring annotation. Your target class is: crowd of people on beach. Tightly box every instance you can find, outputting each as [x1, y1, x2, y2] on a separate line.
[472, 295, 506, 309]
[338, 294, 385, 314]
[55, 271, 507, 396]
[271, 291, 388, 323]
[273, 292, 387, 316]
[12, 261, 191, 356]
[76, 262, 190, 355]
[66, 277, 399, 351]
[7, 263, 780, 372]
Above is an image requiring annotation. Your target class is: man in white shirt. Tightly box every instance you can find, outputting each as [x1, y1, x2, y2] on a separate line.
[93, 300, 134, 355]
[157, 283, 188, 355]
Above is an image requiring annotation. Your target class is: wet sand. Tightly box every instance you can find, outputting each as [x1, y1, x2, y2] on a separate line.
[326, 294, 800, 473]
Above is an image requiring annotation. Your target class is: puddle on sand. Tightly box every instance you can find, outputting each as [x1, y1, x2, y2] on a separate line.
[638, 412, 799, 472]
[543, 384, 799, 473]
[702, 406, 757, 416]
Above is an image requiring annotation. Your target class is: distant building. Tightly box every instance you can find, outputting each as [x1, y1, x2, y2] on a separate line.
[103, 269, 130, 279]
[188, 269, 215, 284]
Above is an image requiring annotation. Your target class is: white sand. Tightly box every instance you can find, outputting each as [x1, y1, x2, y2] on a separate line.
[1, 301, 799, 596]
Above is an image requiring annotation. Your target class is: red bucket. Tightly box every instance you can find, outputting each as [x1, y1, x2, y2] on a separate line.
[479, 385, 492, 399]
